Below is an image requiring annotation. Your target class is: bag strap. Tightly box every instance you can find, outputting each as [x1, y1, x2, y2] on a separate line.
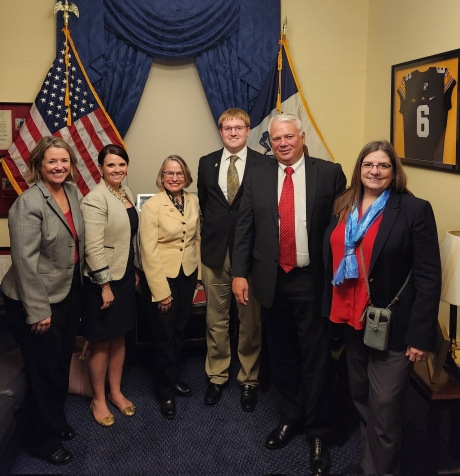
[359, 244, 412, 309]
[79, 340, 90, 361]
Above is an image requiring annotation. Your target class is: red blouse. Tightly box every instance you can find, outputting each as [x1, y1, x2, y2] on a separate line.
[329, 212, 383, 329]
[64, 209, 79, 264]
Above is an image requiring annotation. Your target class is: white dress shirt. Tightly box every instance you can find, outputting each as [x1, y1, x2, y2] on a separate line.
[277, 155, 309, 267]
[218, 146, 248, 199]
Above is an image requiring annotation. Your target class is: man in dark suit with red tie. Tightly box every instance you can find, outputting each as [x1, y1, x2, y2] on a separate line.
[232, 113, 346, 475]
[198, 108, 264, 411]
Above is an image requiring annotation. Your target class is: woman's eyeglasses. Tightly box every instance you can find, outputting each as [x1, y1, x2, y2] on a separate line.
[162, 171, 184, 178]
[361, 162, 392, 171]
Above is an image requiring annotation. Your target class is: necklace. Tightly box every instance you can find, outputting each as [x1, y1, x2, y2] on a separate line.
[107, 184, 127, 204]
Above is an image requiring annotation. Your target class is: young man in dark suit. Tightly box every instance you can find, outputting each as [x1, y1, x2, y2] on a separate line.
[232, 113, 346, 475]
[197, 108, 264, 411]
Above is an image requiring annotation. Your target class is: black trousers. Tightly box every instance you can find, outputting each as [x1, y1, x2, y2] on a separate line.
[4, 267, 82, 455]
[262, 267, 332, 439]
[149, 266, 198, 400]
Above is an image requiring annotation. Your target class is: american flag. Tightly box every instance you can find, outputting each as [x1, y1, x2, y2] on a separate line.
[2, 32, 124, 197]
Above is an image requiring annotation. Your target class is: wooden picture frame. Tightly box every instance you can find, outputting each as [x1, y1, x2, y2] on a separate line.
[427, 319, 450, 384]
[391, 50, 460, 173]
[0, 103, 32, 217]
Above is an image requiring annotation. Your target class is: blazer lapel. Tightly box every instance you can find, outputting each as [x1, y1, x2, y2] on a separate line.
[212, 150, 228, 206]
[233, 148, 256, 204]
[305, 156, 318, 234]
[36, 181, 72, 234]
[268, 159, 279, 227]
[369, 191, 401, 273]
[161, 191, 185, 222]
[183, 192, 192, 221]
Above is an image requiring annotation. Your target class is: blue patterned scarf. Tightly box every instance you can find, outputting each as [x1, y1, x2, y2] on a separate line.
[332, 189, 390, 286]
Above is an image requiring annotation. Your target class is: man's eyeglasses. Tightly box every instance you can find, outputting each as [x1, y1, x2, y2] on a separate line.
[162, 171, 184, 178]
[221, 126, 247, 133]
[361, 162, 392, 171]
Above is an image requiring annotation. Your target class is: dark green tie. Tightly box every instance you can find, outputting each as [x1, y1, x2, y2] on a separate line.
[227, 155, 240, 204]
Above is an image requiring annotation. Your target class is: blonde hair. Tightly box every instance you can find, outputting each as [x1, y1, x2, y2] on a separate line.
[218, 108, 250, 129]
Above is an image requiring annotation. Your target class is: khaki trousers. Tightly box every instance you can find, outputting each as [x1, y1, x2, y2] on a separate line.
[202, 249, 261, 386]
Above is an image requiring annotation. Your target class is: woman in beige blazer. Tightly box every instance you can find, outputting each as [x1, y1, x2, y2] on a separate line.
[81, 144, 139, 427]
[140, 155, 201, 419]
[2, 136, 84, 465]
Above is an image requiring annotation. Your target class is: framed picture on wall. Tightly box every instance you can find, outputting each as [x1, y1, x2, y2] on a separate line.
[136, 193, 155, 212]
[391, 49, 460, 173]
[0, 102, 32, 216]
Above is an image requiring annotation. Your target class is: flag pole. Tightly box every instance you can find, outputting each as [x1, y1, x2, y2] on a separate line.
[54, 1, 80, 126]
[276, 17, 287, 113]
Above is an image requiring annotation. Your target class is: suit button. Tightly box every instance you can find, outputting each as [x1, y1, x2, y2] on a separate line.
[274, 258, 278, 263]
[183, 231, 186, 234]
[181, 240, 184, 243]
[229, 210, 232, 213]
[182, 222, 186, 225]
[370, 278, 374, 282]
[180, 248, 183, 251]
[224, 230, 228, 233]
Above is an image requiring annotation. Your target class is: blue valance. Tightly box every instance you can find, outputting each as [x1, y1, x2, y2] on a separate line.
[104, 0, 240, 59]
[57, 0, 280, 135]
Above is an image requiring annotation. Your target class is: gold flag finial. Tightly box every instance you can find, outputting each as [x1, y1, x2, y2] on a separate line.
[54, 1, 79, 26]
[282, 16, 287, 40]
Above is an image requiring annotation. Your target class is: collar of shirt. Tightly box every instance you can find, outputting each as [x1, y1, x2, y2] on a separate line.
[278, 154, 305, 175]
[222, 146, 248, 163]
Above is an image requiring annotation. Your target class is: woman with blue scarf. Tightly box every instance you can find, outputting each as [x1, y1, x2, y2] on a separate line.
[322, 140, 441, 475]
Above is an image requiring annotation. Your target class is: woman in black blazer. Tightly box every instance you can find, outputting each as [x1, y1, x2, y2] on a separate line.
[322, 140, 441, 475]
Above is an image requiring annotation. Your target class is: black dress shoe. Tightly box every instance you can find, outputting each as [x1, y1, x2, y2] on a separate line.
[204, 382, 223, 405]
[265, 423, 300, 450]
[309, 438, 331, 474]
[60, 424, 75, 441]
[240, 384, 258, 412]
[34, 446, 73, 465]
[176, 380, 193, 397]
[159, 399, 176, 419]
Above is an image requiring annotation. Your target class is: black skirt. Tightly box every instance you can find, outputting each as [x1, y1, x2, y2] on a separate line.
[82, 207, 138, 343]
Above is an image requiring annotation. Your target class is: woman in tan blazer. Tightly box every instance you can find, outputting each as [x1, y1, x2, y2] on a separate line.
[2, 136, 84, 465]
[80, 144, 139, 427]
[140, 155, 201, 419]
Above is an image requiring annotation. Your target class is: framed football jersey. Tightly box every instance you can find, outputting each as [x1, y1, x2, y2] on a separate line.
[391, 50, 460, 174]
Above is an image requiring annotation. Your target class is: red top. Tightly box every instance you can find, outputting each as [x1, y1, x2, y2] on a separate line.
[329, 212, 383, 329]
[64, 209, 79, 264]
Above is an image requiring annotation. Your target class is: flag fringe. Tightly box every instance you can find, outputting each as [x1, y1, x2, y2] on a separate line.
[281, 38, 334, 161]
[2, 159, 24, 196]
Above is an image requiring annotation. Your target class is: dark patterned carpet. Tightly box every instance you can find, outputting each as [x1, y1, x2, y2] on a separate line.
[8, 345, 460, 475]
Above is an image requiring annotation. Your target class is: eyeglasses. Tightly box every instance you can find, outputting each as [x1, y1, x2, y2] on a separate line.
[162, 171, 184, 178]
[361, 162, 392, 171]
[221, 126, 247, 133]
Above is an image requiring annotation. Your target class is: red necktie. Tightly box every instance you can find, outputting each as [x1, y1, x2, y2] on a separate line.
[278, 166, 297, 273]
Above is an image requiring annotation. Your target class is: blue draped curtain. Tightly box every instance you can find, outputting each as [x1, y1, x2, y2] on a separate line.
[57, 0, 280, 136]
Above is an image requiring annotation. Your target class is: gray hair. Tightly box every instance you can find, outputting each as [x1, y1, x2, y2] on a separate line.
[268, 113, 303, 136]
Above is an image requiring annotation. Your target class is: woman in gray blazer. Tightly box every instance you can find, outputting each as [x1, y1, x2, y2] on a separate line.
[2, 136, 84, 465]
[81, 144, 139, 427]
